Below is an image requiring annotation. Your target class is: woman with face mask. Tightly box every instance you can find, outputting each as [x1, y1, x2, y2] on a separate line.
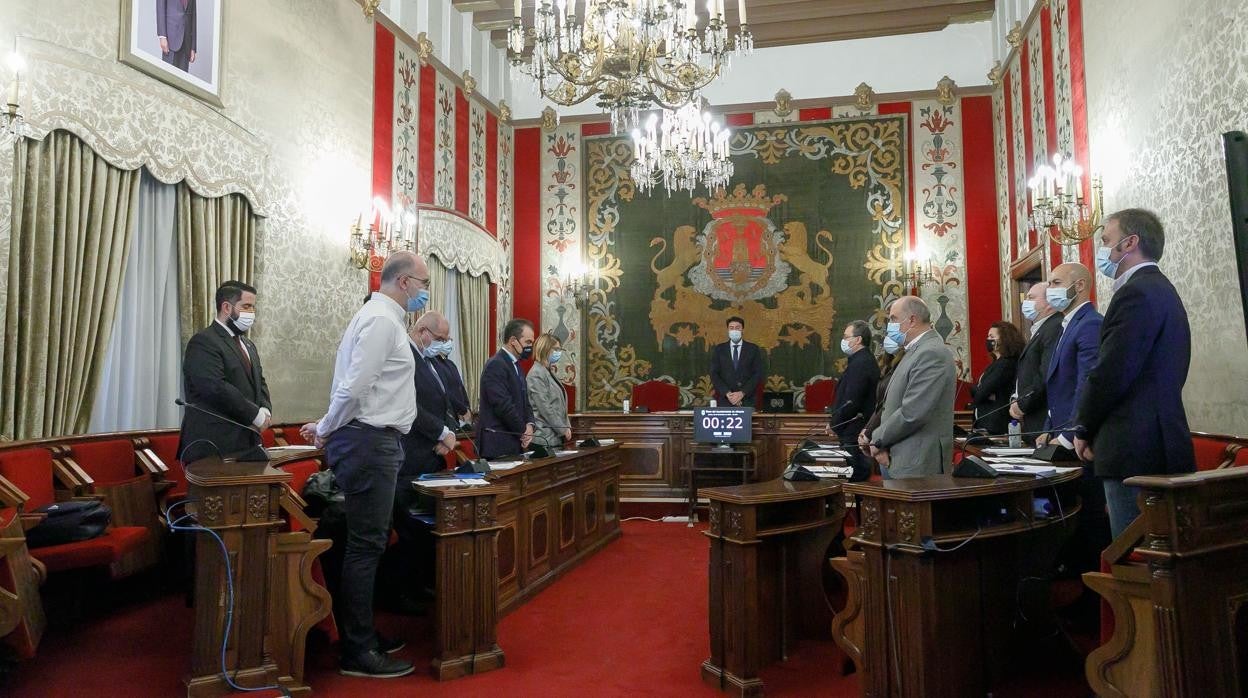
[527, 332, 572, 448]
[857, 334, 905, 474]
[969, 322, 1025, 435]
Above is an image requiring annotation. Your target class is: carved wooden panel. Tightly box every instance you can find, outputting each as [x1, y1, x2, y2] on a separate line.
[558, 490, 576, 553]
[603, 480, 618, 523]
[528, 506, 550, 567]
[582, 483, 599, 537]
[618, 441, 666, 479]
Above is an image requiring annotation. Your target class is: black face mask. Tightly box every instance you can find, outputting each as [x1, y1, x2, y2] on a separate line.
[519, 345, 534, 360]
[986, 339, 996, 353]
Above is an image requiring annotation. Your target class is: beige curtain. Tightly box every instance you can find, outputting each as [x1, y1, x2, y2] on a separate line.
[176, 182, 256, 343]
[457, 271, 491, 411]
[426, 254, 450, 315]
[2, 131, 141, 439]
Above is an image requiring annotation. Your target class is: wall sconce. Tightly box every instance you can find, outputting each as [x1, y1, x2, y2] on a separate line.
[349, 198, 418, 270]
[1027, 153, 1103, 246]
[4, 51, 25, 137]
[565, 261, 598, 310]
[900, 245, 935, 288]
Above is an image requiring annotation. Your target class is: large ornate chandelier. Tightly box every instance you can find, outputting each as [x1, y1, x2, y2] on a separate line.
[629, 101, 733, 195]
[508, 0, 753, 133]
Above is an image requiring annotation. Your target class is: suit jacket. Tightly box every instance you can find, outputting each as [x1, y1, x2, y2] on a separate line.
[178, 322, 271, 461]
[156, 0, 196, 53]
[1043, 302, 1103, 440]
[476, 350, 535, 459]
[831, 348, 879, 442]
[863, 353, 904, 440]
[1014, 314, 1064, 437]
[709, 341, 764, 406]
[872, 331, 957, 478]
[970, 356, 1018, 435]
[401, 346, 459, 476]
[1076, 266, 1195, 479]
[433, 355, 471, 419]
[527, 365, 569, 450]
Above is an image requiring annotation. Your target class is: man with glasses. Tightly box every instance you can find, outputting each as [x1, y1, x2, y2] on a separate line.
[301, 251, 428, 679]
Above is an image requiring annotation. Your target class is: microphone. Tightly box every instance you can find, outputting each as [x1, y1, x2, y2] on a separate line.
[442, 433, 491, 475]
[484, 427, 564, 459]
[792, 413, 863, 464]
[828, 399, 857, 422]
[541, 423, 602, 448]
[175, 398, 269, 462]
[953, 420, 1073, 478]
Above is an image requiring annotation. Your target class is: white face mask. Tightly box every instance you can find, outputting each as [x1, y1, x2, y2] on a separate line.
[435, 338, 454, 357]
[233, 310, 255, 332]
[728, 329, 743, 343]
[1020, 300, 1039, 321]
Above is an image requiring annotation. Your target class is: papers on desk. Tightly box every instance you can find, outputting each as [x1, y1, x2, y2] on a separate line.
[418, 478, 489, 487]
[487, 460, 525, 471]
[556, 450, 579, 456]
[987, 456, 1053, 466]
[804, 465, 855, 479]
[982, 447, 1035, 456]
[981, 458, 1084, 477]
[267, 445, 317, 452]
[807, 448, 853, 459]
[596, 439, 616, 445]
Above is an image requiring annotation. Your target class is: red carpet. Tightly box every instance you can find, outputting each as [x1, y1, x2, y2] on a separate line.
[2, 521, 1087, 696]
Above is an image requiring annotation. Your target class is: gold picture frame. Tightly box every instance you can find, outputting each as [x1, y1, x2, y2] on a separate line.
[118, 0, 225, 108]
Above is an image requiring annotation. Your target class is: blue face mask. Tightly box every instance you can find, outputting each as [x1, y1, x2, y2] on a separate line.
[728, 329, 743, 343]
[549, 350, 563, 364]
[882, 335, 900, 355]
[422, 342, 440, 359]
[885, 321, 906, 347]
[435, 338, 454, 357]
[840, 338, 854, 355]
[406, 287, 429, 313]
[1020, 300, 1039, 321]
[1095, 245, 1120, 279]
[1045, 285, 1074, 312]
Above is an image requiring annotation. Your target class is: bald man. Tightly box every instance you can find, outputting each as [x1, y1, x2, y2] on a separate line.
[1009, 282, 1064, 441]
[1039, 263, 1102, 448]
[401, 311, 458, 476]
[869, 296, 957, 478]
[300, 250, 428, 679]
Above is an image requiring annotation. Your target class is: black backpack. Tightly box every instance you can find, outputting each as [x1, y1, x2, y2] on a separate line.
[301, 470, 345, 540]
[24, 500, 112, 548]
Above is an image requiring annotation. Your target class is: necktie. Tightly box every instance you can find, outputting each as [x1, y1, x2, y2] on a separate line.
[732, 344, 740, 369]
[426, 357, 446, 393]
[181, 0, 189, 10]
[237, 336, 253, 374]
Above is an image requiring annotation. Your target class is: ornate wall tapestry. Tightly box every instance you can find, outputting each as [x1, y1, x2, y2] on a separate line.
[582, 116, 908, 409]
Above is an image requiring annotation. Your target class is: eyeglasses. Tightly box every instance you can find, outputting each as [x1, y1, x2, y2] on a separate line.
[404, 275, 430, 287]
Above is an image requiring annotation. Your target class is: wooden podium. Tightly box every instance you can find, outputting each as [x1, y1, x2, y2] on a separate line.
[700, 479, 847, 696]
[832, 471, 1082, 697]
[184, 458, 331, 697]
[1083, 466, 1248, 697]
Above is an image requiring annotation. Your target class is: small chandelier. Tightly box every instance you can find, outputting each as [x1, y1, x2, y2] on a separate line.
[629, 101, 733, 195]
[349, 199, 418, 270]
[3, 52, 26, 138]
[508, 0, 753, 133]
[1027, 153, 1103, 246]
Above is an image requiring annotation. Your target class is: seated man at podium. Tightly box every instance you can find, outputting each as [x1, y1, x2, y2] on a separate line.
[869, 296, 956, 478]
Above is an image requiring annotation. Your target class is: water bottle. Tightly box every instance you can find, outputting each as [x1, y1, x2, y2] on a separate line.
[622, 398, 631, 414]
[1008, 419, 1022, 448]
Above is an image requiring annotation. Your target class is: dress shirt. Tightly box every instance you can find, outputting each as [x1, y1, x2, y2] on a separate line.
[215, 318, 268, 427]
[904, 328, 935, 351]
[317, 294, 416, 438]
[1062, 301, 1092, 329]
[411, 339, 454, 441]
[1113, 261, 1159, 292]
[1029, 311, 1057, 338]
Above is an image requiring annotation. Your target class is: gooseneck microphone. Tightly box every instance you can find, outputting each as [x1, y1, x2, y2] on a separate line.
[176, 398, 261, 434]
[969, 390, 1036, 432]
[792, 413, 863, 464]
[175, 398, 269, 463]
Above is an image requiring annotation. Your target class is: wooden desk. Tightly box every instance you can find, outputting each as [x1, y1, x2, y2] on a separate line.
[701, 478, 847, 697]
[1083, 466, 1248, 697]
[570, 412, 829, 500]
[411, 445, 623, 680]
[832, 471, 1082, 698]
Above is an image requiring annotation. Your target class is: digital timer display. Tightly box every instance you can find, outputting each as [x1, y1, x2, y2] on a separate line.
[693, 407, 753, 445]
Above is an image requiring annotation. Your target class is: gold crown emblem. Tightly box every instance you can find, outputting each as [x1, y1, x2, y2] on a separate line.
[694, 183, 788, 216]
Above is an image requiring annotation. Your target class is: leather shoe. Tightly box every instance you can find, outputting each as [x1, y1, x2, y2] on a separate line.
[340, 649, 414, 678]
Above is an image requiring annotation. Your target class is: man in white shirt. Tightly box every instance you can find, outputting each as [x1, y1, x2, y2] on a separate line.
[301, 251, 427, 679]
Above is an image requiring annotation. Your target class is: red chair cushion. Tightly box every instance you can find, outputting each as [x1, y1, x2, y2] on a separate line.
[1234, 446, 1248, 467]
[280, 459, 320, 496]
[632, 380, 679, 412]
[805, 379, 837, 413]
[70, 440, 138, 486]
[281, 427, 309, 446]
[30, 525, 149, 573]
[564, 383, 577, 411]
[261, 429, 277, 448]
[0, 447, 57, 509]
[144, 434, 187, 499]
[1192, 436, 1231, 471]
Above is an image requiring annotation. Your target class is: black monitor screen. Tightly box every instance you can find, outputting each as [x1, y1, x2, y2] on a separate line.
[693, 407, 753, 445]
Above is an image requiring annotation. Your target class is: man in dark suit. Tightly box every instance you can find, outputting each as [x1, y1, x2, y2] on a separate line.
[432, 330, 472, 427]
[476, 318, 536, 459]
[1041, 263, 1102, 447]
[1075, 210, 1196, 537]
[156, 0, 197, 72]
[830, 320, 879, 443]
[1010, 282, 1064, 441]
[709, 316, 764, 407]
[400, 312, 458, 476]
[178, 281, 271, 462]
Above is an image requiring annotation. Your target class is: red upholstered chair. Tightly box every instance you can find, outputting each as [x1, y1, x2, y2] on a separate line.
[0, 447, 148, 577]
[136, 434, 186, 503]
[632, 380, 679, 412]
[1234, 446, 1248, 468]
[805, 379, 838, 414]
[261, 428, 278, 448]
[279, 426, 309, 446]
[277, 459, 323, 534]
[66, 441, 161, 575]
[564, 383, 577, 412]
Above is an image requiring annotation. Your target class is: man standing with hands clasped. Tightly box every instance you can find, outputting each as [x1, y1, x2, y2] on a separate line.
[710, 316, 764, 407]
[301, 251, 429, 679]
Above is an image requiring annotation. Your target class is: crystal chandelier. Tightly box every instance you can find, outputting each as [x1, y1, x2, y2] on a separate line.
[1027, 153, 1103, 246]
[508, 0, 753, 133]
[629, 100, 733, 195]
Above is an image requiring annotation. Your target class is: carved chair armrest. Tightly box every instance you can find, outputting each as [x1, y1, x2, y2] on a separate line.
[1102, 513, 1148, 566]
[279, 484, 318, 533]
[0, 474, 29, 510]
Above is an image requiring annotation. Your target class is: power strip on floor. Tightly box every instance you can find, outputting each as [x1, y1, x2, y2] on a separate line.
[661, 515, 692, 523]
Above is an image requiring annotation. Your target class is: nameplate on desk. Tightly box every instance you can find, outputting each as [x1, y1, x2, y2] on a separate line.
[982, 447, 1035, 456]
[419, 478, 489, 487]
[595, 439, 616, 445]
[266, 445, 317, 453]
[807, 448, 853, 459]
[487, 460, 525, 471]
[556, 450, 579, 456]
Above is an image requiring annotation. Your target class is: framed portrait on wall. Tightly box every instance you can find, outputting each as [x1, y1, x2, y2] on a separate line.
[118, 0, 225, 107]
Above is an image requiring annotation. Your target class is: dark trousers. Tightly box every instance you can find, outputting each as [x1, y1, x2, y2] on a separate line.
[162, 43, 191, 71]
[325, 422, 404, 658]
